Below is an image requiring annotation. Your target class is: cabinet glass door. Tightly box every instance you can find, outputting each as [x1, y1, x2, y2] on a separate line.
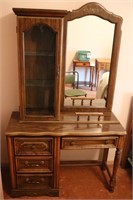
[24, 24, 56, 116]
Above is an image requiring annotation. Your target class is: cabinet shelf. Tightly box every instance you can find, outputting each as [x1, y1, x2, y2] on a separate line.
[25, 51, 55, 57]
[26, 107, 54, 115]
[26, 80, 54, 87]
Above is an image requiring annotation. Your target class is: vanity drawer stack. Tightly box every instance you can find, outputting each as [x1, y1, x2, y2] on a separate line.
[7, 136, 59, 197]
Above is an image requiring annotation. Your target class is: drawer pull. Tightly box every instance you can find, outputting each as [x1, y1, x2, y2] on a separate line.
[25, 177, 45, 184]
[70, 141, 75, 145]
[24, 160, 45, 167]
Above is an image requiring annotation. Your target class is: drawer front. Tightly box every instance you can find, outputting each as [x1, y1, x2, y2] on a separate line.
[98, 62, 110, 70]
[14, 137, 53, 155]
[17, 174, 53, 189]
[16, 156, 53, 173]
[75, 62, 90, 67]
[61, 137, 118, 149]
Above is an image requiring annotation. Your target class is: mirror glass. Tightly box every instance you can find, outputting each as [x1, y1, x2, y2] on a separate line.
[64, 16, 115, 108]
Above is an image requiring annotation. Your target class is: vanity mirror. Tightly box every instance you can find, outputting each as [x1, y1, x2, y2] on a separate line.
[61, 2, 123, 112]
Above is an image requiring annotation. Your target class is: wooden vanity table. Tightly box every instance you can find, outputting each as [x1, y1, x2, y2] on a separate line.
[6, 3, 124, 197]
[6, 111, 126, 196]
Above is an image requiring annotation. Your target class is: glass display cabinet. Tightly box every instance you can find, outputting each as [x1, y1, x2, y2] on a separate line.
[14, 8, 68, 121]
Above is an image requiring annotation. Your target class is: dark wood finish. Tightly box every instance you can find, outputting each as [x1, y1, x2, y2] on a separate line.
[14, 8, 68, 121]
[61, 2, 123, 112]
[13, 8, 69, 17]
[6, 3, 125, 198]
[14, 137, 53, 155]
[16, 156, 53, 173]
[6, 125, 60, 196]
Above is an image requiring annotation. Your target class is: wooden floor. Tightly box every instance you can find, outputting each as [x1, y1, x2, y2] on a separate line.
[1, 164, 132, 199]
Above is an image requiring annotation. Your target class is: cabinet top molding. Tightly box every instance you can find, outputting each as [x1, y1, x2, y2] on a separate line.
[13, 8, 69, 17]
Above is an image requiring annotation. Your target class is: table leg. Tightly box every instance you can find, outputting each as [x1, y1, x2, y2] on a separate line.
[101, 148, 109, 170]
[73, 62, 75, 72]
[109, 148, 121, 192]
[96, 69, 100, 88]
[90, 66, 94, 91]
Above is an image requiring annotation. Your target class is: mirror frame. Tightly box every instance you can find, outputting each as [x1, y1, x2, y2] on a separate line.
[61, 2, 123, 112]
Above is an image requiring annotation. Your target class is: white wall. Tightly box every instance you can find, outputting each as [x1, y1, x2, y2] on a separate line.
[66, 16, 114, 82]
[0, 0, 132, 163]
[66, 16, 114, 68]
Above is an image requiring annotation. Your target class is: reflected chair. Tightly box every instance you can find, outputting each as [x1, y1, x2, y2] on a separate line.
[65, 71, 87, 98]
[95, 71, 109, 100]
[71, 72, 109, 106]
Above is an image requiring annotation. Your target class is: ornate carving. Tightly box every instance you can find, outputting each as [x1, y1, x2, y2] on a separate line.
[14, 138, 53, 155]
[24, 160, 46, 167]
[20, 142, 48, 152]
[66, 2, 122, 23]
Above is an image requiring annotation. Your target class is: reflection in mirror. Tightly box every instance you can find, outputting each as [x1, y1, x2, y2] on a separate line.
[64, 16, 115, 108]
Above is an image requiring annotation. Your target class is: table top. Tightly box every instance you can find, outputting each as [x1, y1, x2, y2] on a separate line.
[96, 58, 111, 63]
[5, 112, 126, 137]
[73, 59, 90, 63]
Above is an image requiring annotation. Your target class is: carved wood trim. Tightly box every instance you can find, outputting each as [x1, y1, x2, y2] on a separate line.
[66, 2, 123, 23]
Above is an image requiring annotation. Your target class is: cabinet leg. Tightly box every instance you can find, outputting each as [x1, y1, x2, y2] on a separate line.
[101, 148, 109, 170]
[109, 148, 121, 192]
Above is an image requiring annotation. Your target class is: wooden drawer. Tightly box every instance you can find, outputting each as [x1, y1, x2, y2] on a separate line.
[97, 62, 110, 70]
[75, 62, 90, 67]
[17, 174, 53, 189]
[61, 137, 118, 149]
[14, 137, 53, 155]
[16, 156, 53, 173]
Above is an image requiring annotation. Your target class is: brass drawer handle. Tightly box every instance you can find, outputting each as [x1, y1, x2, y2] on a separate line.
[24, 160, 45, 167]
[25, 177, 45, 184]
[70, 141, 75, 145]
